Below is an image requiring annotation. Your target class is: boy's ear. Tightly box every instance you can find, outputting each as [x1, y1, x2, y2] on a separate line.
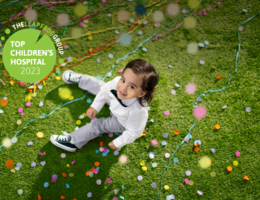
[138, 91, 147, 98]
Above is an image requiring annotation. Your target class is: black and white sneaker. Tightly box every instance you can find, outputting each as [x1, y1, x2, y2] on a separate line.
[50, 133, 77, 152]
[62, 70, 83, 84]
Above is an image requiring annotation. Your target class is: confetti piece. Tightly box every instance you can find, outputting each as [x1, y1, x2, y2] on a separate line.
[117, 10, 129, 22]
[227, 166, 232, 172]
[165, 153, 170, 158]
[174, 158, 179, 163]
[151, 182, 157, 188]
[210, 172, 216, 177]
[17, 163, 22, 168]
[5, 159, 14, 168]
[184, 16, 197, 29]
[163, 133, 168, 138]
[62, 172, 67, 177]
[161, 141, 167, 146]
[61, 153, 66, 158]
[164, 111, 170, 116]
[151, 139, 158, 146]
[187, 42, 198, 54]
[193, 106, 207, 118]
[233, 161, 238, 166]
[167, 3, 179, 16]
[199, 60, 205, 65]
[164, 185, 169, 190]
[246, 107, 251, 112]
[94, 162, 100, 167]
[197, 190, 203, 195]
[186, 83, 197, 94]
[119, 155, 127, 164]
[235, 151, 240, 157]
[142, 166, 147, 171]
[189, 180, 194, 186]
[153, 10, 164, 22]
[71, 161, 76, 165]
[216, 75, 222, 79]
[184, 179, 189, 184]
[61, 195, 65, 199]
[87, 192, 92, 197]
[3, 137, 12, 148]
[215, 124, 220, 130]
[174, 130, 179, 135]
[18, 189, 23, 195]
[211, 148, 216, 153]
[140, 161, 145, 166]
[37, 132, 44, 138]
[194, 146, 199, 152]
[44, 182, 49, 187]
[1, 99, 8, 106]
[152, 163, 157, 168]
[243, 176, 249, 181]
[96, 179, 102, 185]
[39, 152, 44, 156]
[31, 162, 36, 167]
[186, 170, 191, 176]
[199, 156, 211, 168]
[40, 161, 46, 166]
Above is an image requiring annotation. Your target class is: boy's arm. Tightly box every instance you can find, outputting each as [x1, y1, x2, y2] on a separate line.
[112, 108, 148, 149]
[90, 77, 120, 113]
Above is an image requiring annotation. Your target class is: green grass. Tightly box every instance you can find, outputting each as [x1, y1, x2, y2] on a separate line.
[0, 0, 260, 199]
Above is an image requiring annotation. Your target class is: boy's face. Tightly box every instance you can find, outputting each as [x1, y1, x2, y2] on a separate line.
[116, 68, 147, 100]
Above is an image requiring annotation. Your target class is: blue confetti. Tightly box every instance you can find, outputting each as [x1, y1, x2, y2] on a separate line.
[173, 158, 179, 163]
[161, 141, 167, 146]
[87, 99, 92, 103]
[204, 40, 209, 45]
[66, 183, 70, 188]
[122, 184, 124, 189]
[187, 133, 192, 139]
[149, 152, 155, 155]
[95, 150, 99, 153]
[120, 196, 125, 200]
[44, 182, 49, 187]
[129, 18, 135, 23]
[96, 167, 100, 171]
[55, 71, 61, 74]
[114, 132, 119, 135]
[102, 152, 107, 156]
[119, 33, 132, 45]
[99, 134, 103, 137]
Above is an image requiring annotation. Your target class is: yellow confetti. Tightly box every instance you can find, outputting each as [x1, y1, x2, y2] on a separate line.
[26, 96, 32, 101]
[67, 164, 70, 167]
[55, 76, 61, 80]
[76, 120, 81, 125]
[10, 169, 15, 173]
[17, 120, 22, 125]
[59, 88, 72, 100]
[88, 35, 93, 40]
[69, 96, 74, 100]
[141, 166, 147, 171]
[233, 161, 238, 166]
[74, 3, 87, 16]
[140, 161, 145, 166]
[32, 92, 37, 97]
[37, 132, 44, 138]
[69, 173, 74, 177]
[199, 156, 211, 168]
[10, 81, 14, 85]
[188, 180, 194, 185]
[188, 0, 200, 8]
[43, 80, 46, 86]
[83, 24, 88, 28]
[184, 16, 197, 29]
[164, 185, 169, 190]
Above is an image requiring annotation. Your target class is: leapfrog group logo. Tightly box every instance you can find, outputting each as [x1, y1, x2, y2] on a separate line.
[2, 22, 64, 82]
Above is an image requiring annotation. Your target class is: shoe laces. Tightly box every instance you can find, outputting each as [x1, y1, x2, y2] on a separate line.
[69, 72, 83, 83]
[57, 134, 71, 142]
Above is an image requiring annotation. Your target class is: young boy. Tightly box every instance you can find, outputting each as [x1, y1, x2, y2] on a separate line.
[50, 59, 159, 152]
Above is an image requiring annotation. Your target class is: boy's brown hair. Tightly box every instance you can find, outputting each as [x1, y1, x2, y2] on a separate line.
[123, 59, 159, 107]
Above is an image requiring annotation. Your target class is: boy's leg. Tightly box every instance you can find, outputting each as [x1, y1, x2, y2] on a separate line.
[70, 112, 126, 149]
[78, 74, 105, 95]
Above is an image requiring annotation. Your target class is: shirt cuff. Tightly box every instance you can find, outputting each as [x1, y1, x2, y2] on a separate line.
[90, 101, 103, 113]
[113, 136, 125, 149]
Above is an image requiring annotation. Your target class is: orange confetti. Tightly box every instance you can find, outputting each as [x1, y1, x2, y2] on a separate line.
[38, 194, 42, 200]
[243, 176, 249, 180]
[62, 43, 66, 48]
[73, 199, 77, 200]
[215, 124, 220, 130]
[86, 171, 89, 176]
[1, 99, 8, 106]
[99, 141, 103, 147]
[174, 130, 179, 135]
[5, 159, 14, 168]
[89, 48, 94, 52]
[216, 75, 222, 80]
[62, 172, 67, 177]
[61, 195, 65, 199]
[194, 146, 200, 152]
[90, 168, 94, 173]
[94, 162, 100, 167]
[227, 166, 232, 172]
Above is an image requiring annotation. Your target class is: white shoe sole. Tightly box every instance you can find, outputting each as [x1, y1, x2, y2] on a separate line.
[50, 135, 76, 152]
[62, 70, 75, 84]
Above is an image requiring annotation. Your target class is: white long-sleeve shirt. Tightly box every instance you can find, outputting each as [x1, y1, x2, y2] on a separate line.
[90, 76, 148, 148]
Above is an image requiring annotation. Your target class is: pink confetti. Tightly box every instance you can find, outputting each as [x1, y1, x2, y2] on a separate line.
[186, 83, 196, 94]
[106, 178, 112, 183]
[49, 5, 54, 10]
[118, 69, 123, 73]
[26, 102, 31, 107]
[184, 179, 189, 184]
[39, 152, 44, 156]
[164, 111, 170, 116]
[235, 151, 240, 157]
[193, 106, 207, 119]
[71, 160, 76, 165]
[21, 112, 25, 116]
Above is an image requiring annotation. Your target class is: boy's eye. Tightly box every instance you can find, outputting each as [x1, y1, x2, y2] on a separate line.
[130, 86, 134, 89]
[121, 79, 125, 83]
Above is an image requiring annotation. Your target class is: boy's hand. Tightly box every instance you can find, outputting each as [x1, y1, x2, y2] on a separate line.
[86, 107, 97, 119]
[108, 141, 120, 150]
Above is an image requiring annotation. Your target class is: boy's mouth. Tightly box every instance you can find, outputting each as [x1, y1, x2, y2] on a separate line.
[119, 91, 126, 96]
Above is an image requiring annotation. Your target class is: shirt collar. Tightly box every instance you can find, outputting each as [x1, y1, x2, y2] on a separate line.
[122, 97, 138, 106]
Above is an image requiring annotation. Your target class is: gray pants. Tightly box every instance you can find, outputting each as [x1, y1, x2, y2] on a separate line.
[70, 75, 126, 149]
